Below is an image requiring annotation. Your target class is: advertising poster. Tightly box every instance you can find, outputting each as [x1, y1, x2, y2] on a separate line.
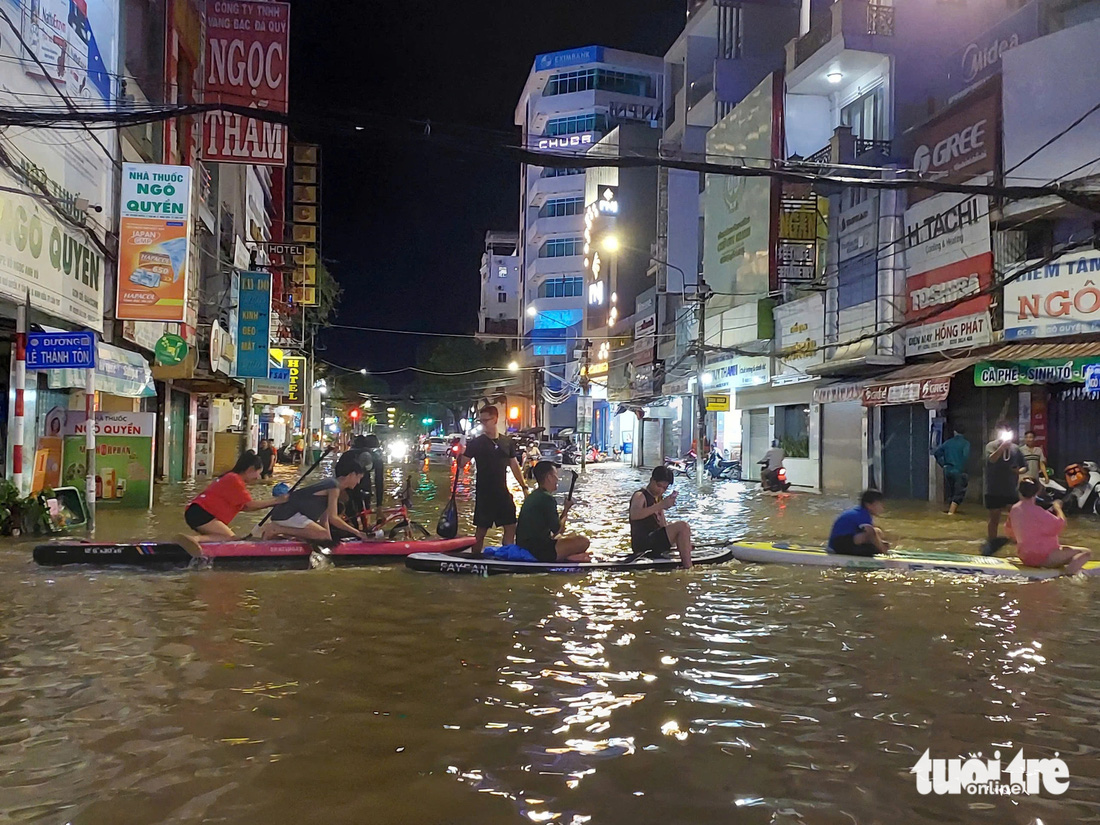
[60, 412, 156, 509]
[234, 271, 273, 378]
[116, 163, 193, 322]
[905, 253, 993, 355]
[774, 293, 825, 384]
[281, 355, 306, 404]
[203, 0, 291, 165]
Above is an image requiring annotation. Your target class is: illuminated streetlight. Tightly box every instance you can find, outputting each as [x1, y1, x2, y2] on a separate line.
[602, 235, 620, 253]
[507, 361, 520, 372]
[526, 306, 537, 317]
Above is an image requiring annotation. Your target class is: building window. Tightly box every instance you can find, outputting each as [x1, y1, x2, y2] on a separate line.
[539, 197, 584, 218]
[543, 166, 585, 179]
[539, 237, 584, 258]
[545, 68, 655, 98]
[775, 405, 810, 458]
[837, 250, 877, 310]
[497, 291, 508, 303]
[537, 277, 584, 298]
[840, 86, 887, 141]
[545, 113, 609, 137]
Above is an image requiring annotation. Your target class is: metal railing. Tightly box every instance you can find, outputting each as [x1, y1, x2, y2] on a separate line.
[806, 145, 833, 165]
[866, 2, 895, 36]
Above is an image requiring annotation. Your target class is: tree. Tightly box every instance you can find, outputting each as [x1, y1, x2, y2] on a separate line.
[409, 339, 512, 429]
[305, 261, 342, 329]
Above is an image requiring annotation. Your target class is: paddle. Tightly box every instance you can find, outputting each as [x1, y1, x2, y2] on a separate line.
[436, 468, 461, 539]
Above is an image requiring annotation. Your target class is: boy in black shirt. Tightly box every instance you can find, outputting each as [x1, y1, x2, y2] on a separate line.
[459, 405, 529, 554]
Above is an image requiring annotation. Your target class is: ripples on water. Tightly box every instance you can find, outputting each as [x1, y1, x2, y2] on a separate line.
[0, 462, 1098, 823]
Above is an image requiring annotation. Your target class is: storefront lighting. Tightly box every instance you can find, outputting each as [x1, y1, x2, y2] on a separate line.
[702, 373, 714, 386]
[507, 361, 520, 372]
[827, 71, 843, 84]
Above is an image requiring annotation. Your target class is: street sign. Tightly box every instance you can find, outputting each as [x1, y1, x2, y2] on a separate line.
[705, 392, 731, 412]
[1085, 364, 1100, 394]
[25, 332, 96, 370]
[576, 396, 594, 434]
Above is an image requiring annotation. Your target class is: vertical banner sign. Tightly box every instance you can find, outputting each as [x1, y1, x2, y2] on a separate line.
[116, 163, 193, 322]
[234, 271, 273, 378]
[289, 144, 320, 305]
[203, 0, 290, 165]
[282, 355, 306, 404]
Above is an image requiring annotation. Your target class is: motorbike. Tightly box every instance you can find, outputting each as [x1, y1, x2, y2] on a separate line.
[704, 451, 741, 481]
[664, 450, 697, 478]
[758, 458, 792, 493]
[1060, 461, 1100, 514]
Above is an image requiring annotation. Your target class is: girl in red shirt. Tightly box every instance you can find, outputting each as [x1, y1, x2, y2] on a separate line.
[183, 451, 287, 541]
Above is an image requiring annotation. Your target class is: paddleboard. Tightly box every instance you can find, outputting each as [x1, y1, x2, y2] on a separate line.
[729, 541, 1100, 580]
[33, 536, 477, 568]
[405, 545, 733, 575]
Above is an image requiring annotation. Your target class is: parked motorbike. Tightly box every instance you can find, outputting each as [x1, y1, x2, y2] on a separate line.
[758, 458, 792, 493]
[664, 450, 697, 478]
[1060, 461, 1100, 514]
[704, 451, 742, 481]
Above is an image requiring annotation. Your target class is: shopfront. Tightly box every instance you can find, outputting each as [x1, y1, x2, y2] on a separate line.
[813, 382, 867, 496]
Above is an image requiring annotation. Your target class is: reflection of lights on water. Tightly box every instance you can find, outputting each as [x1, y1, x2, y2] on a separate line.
[661, 720, 689, 740]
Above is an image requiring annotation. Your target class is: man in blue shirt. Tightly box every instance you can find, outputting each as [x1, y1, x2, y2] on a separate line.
[933, 424, 971, 515]
[828, 489, 888, 557]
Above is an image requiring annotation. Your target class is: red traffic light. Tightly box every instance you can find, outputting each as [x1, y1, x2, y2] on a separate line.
[349, 407, 361, 421]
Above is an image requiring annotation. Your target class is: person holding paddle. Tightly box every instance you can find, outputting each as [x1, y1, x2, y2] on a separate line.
[459, 404, 528, 555]
[516, 462, 590, 562]
[179, 451, 288, 547]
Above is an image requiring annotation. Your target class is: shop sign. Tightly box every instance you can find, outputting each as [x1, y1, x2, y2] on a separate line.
[1085, 365, 1100, 394]
[154, 333, 189, 366]
[973, 357, 1100, 387]
[634, 314, 657, 366]
[862, 378, 952, 407]
[905, 252, 993, 355]
[774, 294, 824, 384]
[577, 396, 594, 434]
[536, 133, 596, 151]
[234, 271, 272, 379]
[116, 163, 193, 322]
[46, 343, 155, 398]
[709, 355, 771, 389]
[903, 189, 990, 277]
[282, 355, 307, 404]
[837, 196, 878, 263]
[203, 0, 290, 165]
[907, 87, 998, 203]
[61, 412, 156, 508]
[1003, 251, 1100, 340]
[813, 382, 864, 404]
[705, 393, 731, 412]
[945, 1, 1038, 98]
[535, 45, 603, 71]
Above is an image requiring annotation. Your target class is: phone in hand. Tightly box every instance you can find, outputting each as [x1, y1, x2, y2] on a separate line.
[999, 430, 1014, 443]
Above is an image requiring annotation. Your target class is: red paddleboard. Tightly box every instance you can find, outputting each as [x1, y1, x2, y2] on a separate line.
[198, 536, 476, 560]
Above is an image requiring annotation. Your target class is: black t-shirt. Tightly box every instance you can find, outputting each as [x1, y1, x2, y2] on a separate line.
[270, 478, 338, 522]
[465, 434, 517, 496]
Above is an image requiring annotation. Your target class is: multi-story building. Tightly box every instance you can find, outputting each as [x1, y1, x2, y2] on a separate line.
[516, 46, 664, 432]
[477, 231, 520, 348]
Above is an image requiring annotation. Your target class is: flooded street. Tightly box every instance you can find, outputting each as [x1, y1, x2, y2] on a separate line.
[2, 462, 1099, 823]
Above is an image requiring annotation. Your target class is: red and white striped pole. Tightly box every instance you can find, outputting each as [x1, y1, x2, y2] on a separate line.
[12, 299, 26, 494]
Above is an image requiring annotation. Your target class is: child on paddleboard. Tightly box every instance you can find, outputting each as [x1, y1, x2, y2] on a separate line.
[180, 451, 288, 548]
[515, 461, 591, 563]
[827, 489, 888, 556]
[1005, 478, 1090, 574]
[628, 466, 693, 569]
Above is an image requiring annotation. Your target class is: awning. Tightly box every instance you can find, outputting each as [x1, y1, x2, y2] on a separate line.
[812, 380, 867, 404]
[861, 357, 982, 407]
[974, 341, 1100, 386]
[45, 342, 155, 398]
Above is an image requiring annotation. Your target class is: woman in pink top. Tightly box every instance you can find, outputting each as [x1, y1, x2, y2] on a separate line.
[1007, 479, 1090, 574]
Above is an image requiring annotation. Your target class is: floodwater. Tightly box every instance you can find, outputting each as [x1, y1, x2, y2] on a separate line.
[1, 460, 1098, 824]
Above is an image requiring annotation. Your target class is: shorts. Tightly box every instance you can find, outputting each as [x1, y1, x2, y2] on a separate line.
[473, 492, 517, 529]
[525, 539, 558, 563]
[828, 534, 877, 557]
[984, 494, 1018, 511]
[632, 527, 673, 558]
[271, 513, 320, 530]
[184, 504, 216, 530]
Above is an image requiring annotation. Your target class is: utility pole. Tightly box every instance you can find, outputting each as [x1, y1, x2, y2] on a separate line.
[694, 280, 712, 490]
[580, 339, 591, 473]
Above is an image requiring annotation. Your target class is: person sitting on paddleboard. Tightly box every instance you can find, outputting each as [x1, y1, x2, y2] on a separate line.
[459, 404, 528, 555]
[828, 489, 888, 556]
[263, 457, 370, 543]
[182, 451, 288, 542]
[515, 461, 591, 563]
[628, 466, 693, 569]
[1005, 478, 1090, 574]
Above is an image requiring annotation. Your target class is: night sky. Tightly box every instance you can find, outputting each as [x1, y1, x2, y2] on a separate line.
[288, 0, 683, 383]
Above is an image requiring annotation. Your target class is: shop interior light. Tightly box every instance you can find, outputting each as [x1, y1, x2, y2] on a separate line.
[827, 70, 843, 84]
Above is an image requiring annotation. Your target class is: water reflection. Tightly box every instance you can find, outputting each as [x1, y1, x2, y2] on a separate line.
[1, 463, 1098, 823]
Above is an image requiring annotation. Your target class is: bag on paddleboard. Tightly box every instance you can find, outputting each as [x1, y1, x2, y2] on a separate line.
[436, 472, 460, 539]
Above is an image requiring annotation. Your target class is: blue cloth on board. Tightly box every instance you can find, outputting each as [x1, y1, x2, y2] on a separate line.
[483, 545, 538, 562]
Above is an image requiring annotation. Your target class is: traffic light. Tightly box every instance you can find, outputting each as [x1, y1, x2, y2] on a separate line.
[349, 407, 361, 421]
[421, 417, 434, 425]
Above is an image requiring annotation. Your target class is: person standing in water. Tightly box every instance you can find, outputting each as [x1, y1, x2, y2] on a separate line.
[459, 405, 528, 555]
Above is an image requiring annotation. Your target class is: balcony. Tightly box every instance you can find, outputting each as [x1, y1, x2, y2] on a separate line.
[791, 129, 893, 169]
[527, 172, 584, 206]
[786, 0, 896, 78]
[527, 213, 584, 242]
[481, 318, 519, 336]
[530, 256, 585, 280]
